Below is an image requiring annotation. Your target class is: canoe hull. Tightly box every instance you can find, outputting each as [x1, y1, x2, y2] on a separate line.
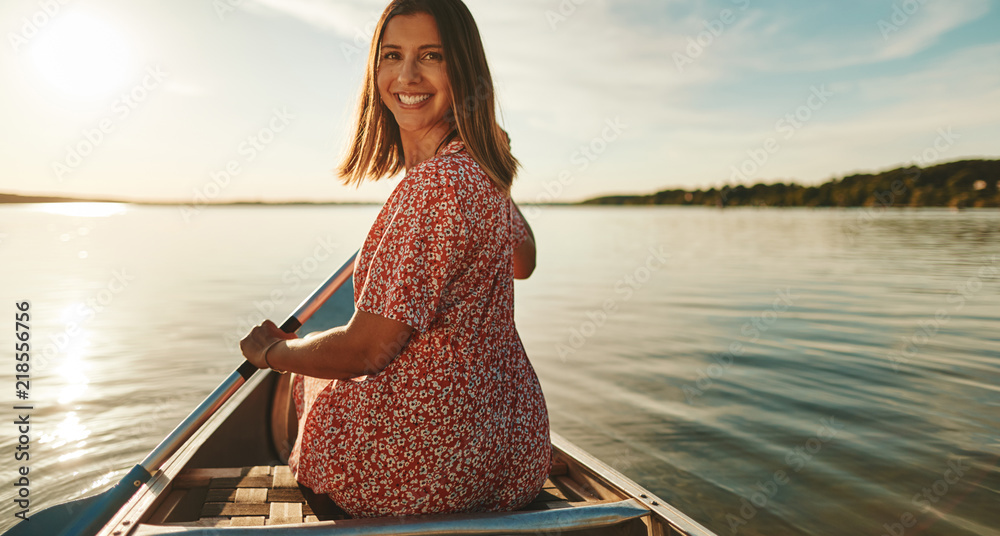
[94, 364, 716, 535]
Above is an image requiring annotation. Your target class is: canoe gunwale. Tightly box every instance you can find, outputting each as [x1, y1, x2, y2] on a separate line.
[130, 498, 651, 536]
[550, 433, 717, 536]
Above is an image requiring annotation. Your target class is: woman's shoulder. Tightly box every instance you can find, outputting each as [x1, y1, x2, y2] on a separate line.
[402, 141, 457, 188]
[397, 140, 507, 231]
[404, 141, 487, 195]
[438, 140, 506, 197]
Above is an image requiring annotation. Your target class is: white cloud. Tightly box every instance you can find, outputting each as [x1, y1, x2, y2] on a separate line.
[877, 0, 991, 60]
[706, 0, 992, 73]
[245, 0, 384, 38]
[708, 42, 1000, 186]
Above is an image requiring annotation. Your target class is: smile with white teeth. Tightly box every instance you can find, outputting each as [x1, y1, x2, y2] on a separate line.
[398, 93, 432, 105]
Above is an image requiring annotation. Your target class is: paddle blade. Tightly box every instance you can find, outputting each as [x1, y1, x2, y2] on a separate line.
[2, 493, 103, 536]
[2, 464, 150, 536]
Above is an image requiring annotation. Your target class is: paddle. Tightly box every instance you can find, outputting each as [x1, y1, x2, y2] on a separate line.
[3, 252, 358, 536]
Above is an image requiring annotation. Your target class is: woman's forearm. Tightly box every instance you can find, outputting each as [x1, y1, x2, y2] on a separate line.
[512, 202, 536, 279]
[262, 311, 412, 380]
[513, 201, 535, 240]
[265, 328, 366, 380]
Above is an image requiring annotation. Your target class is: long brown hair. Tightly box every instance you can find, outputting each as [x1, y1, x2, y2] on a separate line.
[338, 0, 519, 194]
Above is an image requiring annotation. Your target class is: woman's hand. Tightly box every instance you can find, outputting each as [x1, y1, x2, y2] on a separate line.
[512, 202, 536, 279]
[240, 320, 298, 370]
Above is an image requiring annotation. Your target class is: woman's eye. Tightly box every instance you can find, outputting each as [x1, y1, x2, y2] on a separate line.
[424, 52, 443, 61]
[382, 52, 400, 60]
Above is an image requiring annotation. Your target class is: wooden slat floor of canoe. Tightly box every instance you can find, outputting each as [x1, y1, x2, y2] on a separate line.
[157, 458, 608, 528]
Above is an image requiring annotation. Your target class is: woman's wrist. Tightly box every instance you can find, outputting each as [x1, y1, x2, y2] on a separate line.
[261, 339, 287, 374]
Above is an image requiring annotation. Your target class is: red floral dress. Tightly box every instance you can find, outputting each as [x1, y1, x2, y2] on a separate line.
[288, 139, 551, 518]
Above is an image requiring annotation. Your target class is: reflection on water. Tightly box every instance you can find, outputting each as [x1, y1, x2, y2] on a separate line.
[41, 413, 90, 462]
[35, 202, 129, 219]
[0, 204, 997, 536]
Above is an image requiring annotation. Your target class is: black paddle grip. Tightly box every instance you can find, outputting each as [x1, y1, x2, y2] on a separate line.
[279, 317, 302, 334]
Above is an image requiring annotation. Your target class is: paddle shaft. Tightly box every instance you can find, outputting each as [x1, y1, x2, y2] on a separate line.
[45, 252, 358, 536]
[142, 250, 357, 471]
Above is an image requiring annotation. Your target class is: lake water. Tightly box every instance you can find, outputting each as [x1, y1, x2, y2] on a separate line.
[0, 204, 998, 535]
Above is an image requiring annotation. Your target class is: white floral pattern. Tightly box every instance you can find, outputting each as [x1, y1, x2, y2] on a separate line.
[288, 139, 550, 518]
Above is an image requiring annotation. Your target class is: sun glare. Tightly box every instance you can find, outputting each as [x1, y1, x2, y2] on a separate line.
[29, 11, 134, 99]
[37, 203, 129, 218]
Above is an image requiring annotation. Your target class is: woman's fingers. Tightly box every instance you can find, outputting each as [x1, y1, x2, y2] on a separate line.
[238, 331, 262, 366]
[239, 320, 298, 367]
[239, 323, 272, 366]
[261, 319, 299, 339]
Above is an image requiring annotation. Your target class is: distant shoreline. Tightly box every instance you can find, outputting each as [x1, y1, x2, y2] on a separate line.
[0, 193, 383, 206]
[4, 158, 998, 209]
[0, 193, 580, 207]
[581, 159, 999, 209]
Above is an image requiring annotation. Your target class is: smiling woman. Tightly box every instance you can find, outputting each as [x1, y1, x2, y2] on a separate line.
[28, 10, 134, 99]
[239, 0, 546, 519]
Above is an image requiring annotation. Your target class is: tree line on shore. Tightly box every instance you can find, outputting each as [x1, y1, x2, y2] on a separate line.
[581, 159, 1000, 209]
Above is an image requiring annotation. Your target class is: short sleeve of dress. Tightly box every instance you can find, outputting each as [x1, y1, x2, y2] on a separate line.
[510, 198, 530, 248]
[357, 175, 466, 332]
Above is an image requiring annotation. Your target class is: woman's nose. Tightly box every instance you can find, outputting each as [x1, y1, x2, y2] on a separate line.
[398, 58, 421, 84]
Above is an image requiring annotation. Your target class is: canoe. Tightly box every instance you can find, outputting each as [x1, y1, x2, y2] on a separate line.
[5, 254, 718, 536]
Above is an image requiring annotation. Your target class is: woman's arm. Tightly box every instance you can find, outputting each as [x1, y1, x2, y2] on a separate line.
[512, 202, 536, 279]
[240, 311, 413, 379]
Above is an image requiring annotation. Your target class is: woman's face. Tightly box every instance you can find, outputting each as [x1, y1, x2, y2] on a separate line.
[377, 13, 453, 137]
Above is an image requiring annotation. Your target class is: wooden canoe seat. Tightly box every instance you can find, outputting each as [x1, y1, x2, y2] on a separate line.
[142, 457, 619, 529]
[151, 465, 349, 527]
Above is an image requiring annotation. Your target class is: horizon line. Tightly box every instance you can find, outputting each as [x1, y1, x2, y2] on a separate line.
[4, 156, 997, 207]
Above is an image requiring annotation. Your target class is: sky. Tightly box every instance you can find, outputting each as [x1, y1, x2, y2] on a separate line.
[2, 0, 999, 204]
